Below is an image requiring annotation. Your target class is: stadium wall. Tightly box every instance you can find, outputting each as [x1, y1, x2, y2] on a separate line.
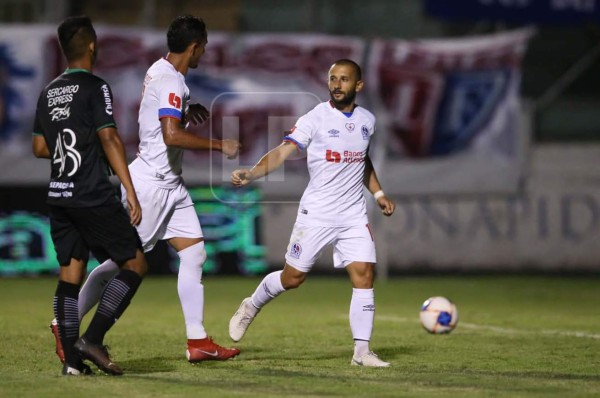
[262, 144, 600, 272]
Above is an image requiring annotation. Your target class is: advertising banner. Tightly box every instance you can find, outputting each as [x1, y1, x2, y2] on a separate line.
[368, 28, 534, 195]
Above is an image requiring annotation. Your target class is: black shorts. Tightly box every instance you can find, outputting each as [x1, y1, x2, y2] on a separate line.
[49, 202, 142, 266]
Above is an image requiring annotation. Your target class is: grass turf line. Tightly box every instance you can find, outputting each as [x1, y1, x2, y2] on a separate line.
[0, 275, 598, 397]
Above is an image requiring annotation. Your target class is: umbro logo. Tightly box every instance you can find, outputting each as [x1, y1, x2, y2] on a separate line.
[328, 129, 340, 138]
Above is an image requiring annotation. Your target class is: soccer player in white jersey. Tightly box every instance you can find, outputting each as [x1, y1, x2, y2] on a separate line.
[50, 15, 241, 363]
[229, 59, 396, 367]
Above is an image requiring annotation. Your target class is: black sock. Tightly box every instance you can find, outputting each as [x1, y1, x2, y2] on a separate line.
[53, 280, 80, 366]
[83, 269, 142, 344]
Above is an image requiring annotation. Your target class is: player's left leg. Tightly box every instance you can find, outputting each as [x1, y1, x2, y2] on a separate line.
[337, 225, 390, 367]
[48, 205, 93, 375]
[345, 261, 389, 367]
[55, 257, 93, 376]
[167, 206, 239, 362]
[72, 203, 147, 375]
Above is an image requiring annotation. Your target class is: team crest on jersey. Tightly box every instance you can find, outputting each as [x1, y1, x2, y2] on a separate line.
[345, 123, 355, 132]
[289, 242, 302, 259]
[361, 125, 369, 140]
[50, 105, 70, 121]
[328, 129, 340, 138]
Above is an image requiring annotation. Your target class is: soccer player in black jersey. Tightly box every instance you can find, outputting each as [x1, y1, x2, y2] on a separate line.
[32, 16, 147, 376]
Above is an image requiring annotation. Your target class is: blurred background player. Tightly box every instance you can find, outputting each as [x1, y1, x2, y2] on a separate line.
[33, 16, 148, 376]
[51, 15, 241, 364]
[229, 59, 395, 367]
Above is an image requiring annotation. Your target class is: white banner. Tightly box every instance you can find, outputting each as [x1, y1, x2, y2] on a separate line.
[368, 28, 535, 195]
[0, 26, 532, 196]
[0, 26, 366, 192]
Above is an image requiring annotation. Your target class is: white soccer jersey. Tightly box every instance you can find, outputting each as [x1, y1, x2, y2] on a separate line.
[284, 101, 375, 227]
[129, 58, 189, 188]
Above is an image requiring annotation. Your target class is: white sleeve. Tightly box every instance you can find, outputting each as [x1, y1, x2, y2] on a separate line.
[157, 74, 184, 120]
[283, 113, 316, 150]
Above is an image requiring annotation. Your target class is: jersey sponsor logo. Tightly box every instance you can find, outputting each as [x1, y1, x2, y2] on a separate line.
[326, 149, 341, 163]
[101, 84, 113, 115]
[328, 129, 340, 138]
[361, 125, 369, 140]
[52, 128, 81, 178]
[326, 149, 365, 164]
[289, 242, 302, 259]
[47, 84, 79, 107]
[50, 105, 71, 121]
[169, 92, 182, 109]
[345, 122, 355, 132]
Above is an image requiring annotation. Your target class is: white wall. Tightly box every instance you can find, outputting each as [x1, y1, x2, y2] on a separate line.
[261, 144, 600, 272]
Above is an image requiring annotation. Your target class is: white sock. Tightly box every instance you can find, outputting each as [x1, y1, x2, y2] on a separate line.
[78, 259, 119, 320]
[354, 340, 370, 358]
[251, 270, 285, 308]
[177, 242, 207, 339]
[349, 288, 375, 357]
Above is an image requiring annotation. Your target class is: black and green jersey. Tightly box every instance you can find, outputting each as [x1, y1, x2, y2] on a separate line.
[33, 69, 119, 207]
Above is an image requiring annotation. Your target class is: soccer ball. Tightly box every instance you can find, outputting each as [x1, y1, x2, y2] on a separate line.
[419, 296, 458, 334]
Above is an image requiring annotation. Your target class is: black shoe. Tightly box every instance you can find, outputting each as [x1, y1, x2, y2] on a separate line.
[74, 337, 123, 376]
[62, 361, 93, 376]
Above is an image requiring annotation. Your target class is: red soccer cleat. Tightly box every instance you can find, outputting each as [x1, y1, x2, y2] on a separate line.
[186, 337, 240, 362]
[50, 319, 65, 364]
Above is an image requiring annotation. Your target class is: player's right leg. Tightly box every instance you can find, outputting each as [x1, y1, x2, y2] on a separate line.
[78, 259, 119, 319]
[230, 222, 327, 342]
[76, 249, 147, 376]
[229, 264, 308, 342]
[72, 203, 148, 375]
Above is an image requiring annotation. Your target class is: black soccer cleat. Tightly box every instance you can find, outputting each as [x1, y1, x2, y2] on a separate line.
[62, 360, 93, 376]
[74, 337, 123, 376]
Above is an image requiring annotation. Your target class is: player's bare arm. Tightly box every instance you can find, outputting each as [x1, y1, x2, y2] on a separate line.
[32, 135, 51, 159]
[97, 126, 142, 226]
[231, 141, 297, 186]
[161, 117, 240, 158]
[363, 155, 395, 217]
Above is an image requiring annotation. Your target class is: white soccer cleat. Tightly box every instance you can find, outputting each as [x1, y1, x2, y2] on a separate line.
[229, 297, 259, 342]
[351, 351, 391, 367]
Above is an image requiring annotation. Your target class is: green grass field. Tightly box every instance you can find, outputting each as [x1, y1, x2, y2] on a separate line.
[0, 275, 599, 397]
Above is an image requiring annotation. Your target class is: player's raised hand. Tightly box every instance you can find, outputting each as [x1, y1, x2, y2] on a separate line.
[231, 169, 253, 186]
[377, 195, 395, 217]
[222, 139, 241, 159]
[186, 103, 210, 125]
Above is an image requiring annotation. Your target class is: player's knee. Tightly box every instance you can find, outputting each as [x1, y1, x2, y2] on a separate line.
[348, 262, 374, 288]
[177, 241, 206, 271]
[121, 249, 148, 277]
[281, 267, 306, 289]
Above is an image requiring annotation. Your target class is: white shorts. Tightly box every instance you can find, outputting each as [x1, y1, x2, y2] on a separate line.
[284, 221, 377, 273]
[121, 178, 202, 252]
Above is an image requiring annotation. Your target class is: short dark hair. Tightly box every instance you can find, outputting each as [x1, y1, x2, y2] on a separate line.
[167, 15, 207, 53]
[332, 59, 362, 80]
[57, 16, 96, 62]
